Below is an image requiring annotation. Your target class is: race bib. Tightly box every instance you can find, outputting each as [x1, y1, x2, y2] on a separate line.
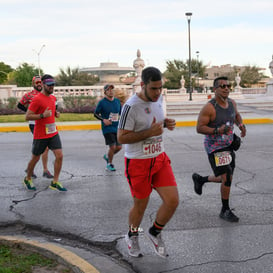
[214, 151, 232, 167]
[46, 123, 57, 135]
[109, 113, 119, 122]
[143, 136, 162, 156]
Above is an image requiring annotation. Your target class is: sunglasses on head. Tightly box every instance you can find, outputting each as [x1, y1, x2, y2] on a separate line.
[217, 84, 231, 89]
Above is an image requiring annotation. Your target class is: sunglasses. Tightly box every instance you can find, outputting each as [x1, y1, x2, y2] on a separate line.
[217, 84, 231, 89]
[34, 81, 42, 84]
[45, 83, 55, 86]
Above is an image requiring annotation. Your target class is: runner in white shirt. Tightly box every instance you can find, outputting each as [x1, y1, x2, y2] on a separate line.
[118, 67, 179, 258]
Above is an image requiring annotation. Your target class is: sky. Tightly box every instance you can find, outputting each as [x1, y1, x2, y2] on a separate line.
[1, 0, 273, 77]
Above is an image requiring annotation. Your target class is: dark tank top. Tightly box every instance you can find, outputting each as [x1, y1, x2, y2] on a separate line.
[204, 98, 235, 154]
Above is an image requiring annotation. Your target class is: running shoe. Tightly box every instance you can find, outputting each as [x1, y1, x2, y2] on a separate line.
[106, 163, 116, 171]
[49, 181, 67, 192]
[192, 173, 203, 195]
[103, 154, 109, 164]
[25, 169, 37, 179]
[146, 232, 168, 258]
[43, 170, 54, 179]
[125, 234, 143, 257]
[219, 209, 239, 222]
[23, 177, 36, 191]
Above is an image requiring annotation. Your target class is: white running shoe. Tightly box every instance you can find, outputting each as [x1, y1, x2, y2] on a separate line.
[125, 234, 143, 257]
[146, 232, 168, 258]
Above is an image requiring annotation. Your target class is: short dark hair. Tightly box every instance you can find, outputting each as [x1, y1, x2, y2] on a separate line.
[141, 67, 162, 85]
[213, 76, 228, 88]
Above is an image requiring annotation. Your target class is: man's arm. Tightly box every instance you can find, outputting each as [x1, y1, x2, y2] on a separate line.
[163, 118, 176, 131]
[232, 100, 246, 137]
[26, 107, 52, 121]
[196, 104, 215, 135]
[117, 117, 164, 144]
[17, 102, 27, 112]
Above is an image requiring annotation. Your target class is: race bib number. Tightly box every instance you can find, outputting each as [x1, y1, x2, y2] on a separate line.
[46, 123, 57, 135]
[143, 136, 162, 156]
[109, 113, 119, 122]
[214, 151, 232, 167]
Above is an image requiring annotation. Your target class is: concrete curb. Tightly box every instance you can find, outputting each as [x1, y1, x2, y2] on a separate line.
[0, 118, 273, 132]
[0, 235, 100, 273]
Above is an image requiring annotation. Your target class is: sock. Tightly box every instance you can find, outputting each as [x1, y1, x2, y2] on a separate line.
[149, 221, 165, 237]
[201, 176, 209, 184]
[221, 199, 230, 212]
[128, 225, 139, 237]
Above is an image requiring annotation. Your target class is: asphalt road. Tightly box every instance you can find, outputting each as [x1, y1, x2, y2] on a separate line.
[1, 124, 273, 273]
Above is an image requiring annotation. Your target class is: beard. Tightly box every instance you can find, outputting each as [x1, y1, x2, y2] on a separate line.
[35, 85, 42, 92]
[144, 87, 153, 102]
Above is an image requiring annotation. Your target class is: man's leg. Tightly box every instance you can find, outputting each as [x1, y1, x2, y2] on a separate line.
[41, 148, 48, 171]
[42, 147, 53, 178]
[154, 186, 179, 226]
[107, 144, 116, 164]
[147, 186, 179, 257]
[129, 196, 150, 229]
[26, 154, 41, 180]
[23, 154, 41, 190]
[126, 196, 149, 257]
[49, 148, 66, 191]
[51, 149, 63, 182]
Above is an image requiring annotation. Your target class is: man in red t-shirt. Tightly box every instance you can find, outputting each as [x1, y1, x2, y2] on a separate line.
[23, 74, 67, 192]
[17, 76, 53, 179]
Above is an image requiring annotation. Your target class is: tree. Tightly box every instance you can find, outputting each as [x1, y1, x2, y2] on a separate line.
[13, 63, 41, 87]
[239, 66, 265, 87]
[0, 62, 13, 84]
[55, 66, 99, 86]
[163, 59, 206, 90]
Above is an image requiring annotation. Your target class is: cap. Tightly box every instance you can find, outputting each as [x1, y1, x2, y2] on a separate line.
[104, 84, 114, 92]
[42, 74, 55, 86]
[32, 75, 41, 84]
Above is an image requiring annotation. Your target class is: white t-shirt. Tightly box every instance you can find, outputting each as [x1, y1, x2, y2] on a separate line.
[118, 94, 165, 159]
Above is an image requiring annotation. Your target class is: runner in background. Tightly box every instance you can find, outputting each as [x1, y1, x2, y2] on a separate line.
[23, 74, 66, 192]
[17, 76, 53, 179]
[94, 84, 122, 171]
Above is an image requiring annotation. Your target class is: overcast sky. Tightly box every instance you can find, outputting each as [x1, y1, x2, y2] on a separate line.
[1, 0, 272, 77]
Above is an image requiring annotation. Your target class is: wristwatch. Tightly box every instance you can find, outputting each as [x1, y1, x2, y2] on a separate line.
[40, 113, 44, 119]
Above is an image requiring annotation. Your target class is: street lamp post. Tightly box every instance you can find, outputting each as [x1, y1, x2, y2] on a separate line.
[185, 12, 192, 101]
[196, 51, 199, 89]
[33, 44, 45, 76]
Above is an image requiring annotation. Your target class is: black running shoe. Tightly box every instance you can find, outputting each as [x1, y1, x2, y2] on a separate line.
[219, 209, 239, 222]
[192, 173, 203, 195]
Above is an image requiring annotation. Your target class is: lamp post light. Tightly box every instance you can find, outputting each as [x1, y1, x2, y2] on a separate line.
[185, 12, 193, 101]
[196, 50, 199, 89]
[33, 44, 45, 76]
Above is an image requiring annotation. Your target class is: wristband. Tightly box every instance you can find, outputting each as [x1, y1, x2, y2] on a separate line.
[40, 113, 44, 119]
